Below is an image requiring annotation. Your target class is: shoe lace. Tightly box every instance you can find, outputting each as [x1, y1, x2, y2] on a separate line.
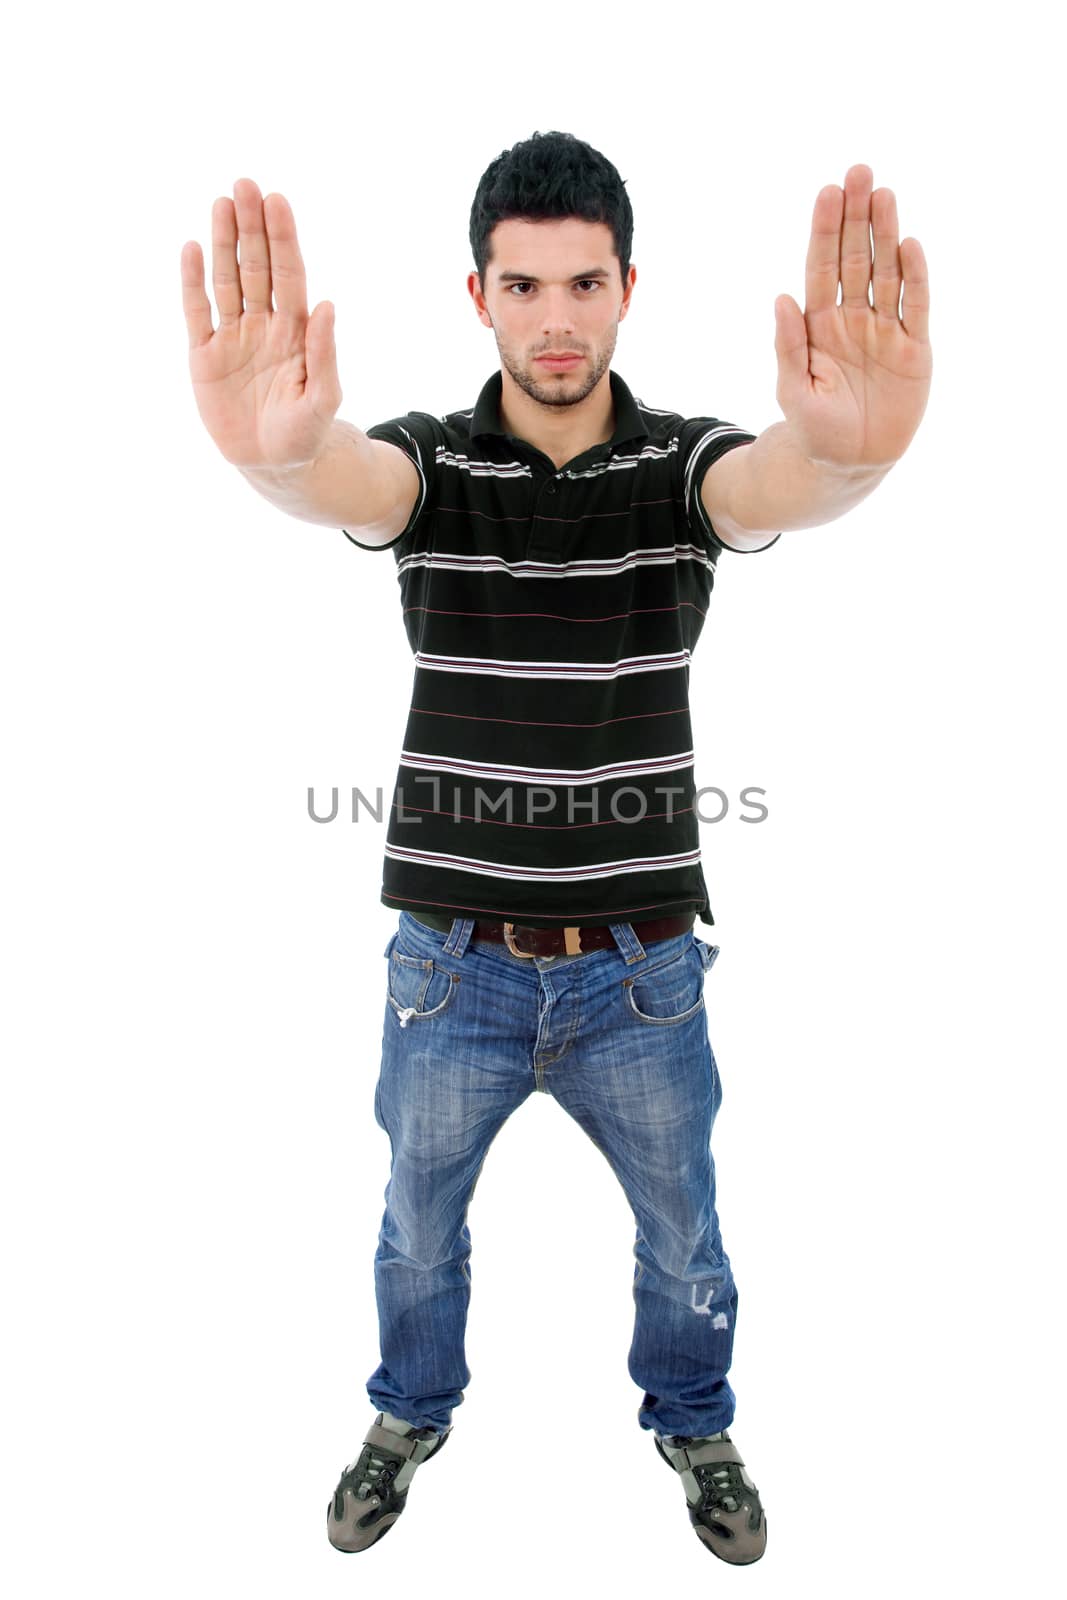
[671, 1435, 745, 1514]
[344, 1442, 401, 1501]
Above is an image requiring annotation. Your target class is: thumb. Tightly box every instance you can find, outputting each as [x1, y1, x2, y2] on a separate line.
[306, 300, 342, 415]
[773, 294, 809, 403]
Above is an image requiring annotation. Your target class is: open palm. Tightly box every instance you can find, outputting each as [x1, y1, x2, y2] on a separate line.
[774, 165, 932, 472]
[181, 179, 341, 471]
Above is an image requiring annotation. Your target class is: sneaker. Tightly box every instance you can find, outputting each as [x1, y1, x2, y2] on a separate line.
[326, 1410, 452, 1552]
[654, 1429, 767, 1564]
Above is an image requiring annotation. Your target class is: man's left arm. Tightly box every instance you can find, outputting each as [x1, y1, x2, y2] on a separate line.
[699, 421, 894, 550]
[700, 163, 932, 552]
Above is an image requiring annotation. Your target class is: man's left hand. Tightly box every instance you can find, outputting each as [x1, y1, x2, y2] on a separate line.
[774, 164, 932, 473]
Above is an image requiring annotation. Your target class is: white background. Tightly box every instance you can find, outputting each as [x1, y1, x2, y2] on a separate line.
[3, 2, 1063, 1595]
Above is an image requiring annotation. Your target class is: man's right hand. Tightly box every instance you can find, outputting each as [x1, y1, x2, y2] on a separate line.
[181, 178, 342, 472]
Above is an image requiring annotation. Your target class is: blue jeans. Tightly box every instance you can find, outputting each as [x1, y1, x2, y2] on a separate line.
[366, 910, 738, 1438]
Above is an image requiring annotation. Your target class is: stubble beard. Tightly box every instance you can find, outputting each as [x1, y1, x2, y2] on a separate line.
[495, 324, 618, 410]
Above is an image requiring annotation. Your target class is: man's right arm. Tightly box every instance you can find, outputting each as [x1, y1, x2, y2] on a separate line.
[236, 420, 419, 547]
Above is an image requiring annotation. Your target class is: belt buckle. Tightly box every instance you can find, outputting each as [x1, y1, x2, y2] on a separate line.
[503, 922, 537, 958]
[502, 922, 583, 958]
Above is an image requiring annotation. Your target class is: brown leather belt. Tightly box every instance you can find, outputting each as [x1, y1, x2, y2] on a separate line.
[407, 909, 696, 958]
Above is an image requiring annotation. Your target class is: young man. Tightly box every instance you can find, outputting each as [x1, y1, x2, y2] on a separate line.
[181, 132, 931, 1564]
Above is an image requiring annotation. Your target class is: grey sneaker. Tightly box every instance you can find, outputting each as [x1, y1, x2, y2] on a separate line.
[326, 1411, 452, 1552]
[654, 1429, 767, 1563]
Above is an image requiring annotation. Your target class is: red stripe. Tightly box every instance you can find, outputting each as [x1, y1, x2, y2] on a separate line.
[383, 892, 702, 921]
[430, 494, 678, 524]
[411, 706, 689, 728]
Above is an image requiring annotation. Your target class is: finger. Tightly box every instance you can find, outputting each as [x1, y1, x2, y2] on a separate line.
[900, 237, 930, 346]
[871, 187, 903, 322]
[211, 194, 243, 327]
[232, 176, 272, 315]
[804, 182, 844, 316]
[180, 238, 215, 350]
[840, 164, 874, 310]
[261, 191, 309, 323]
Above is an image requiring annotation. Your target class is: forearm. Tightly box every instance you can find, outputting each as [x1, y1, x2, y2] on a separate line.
[237, 419, 379, 528]
[730, 420, 892, 536]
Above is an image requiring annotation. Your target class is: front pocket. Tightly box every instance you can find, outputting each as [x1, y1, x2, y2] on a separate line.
[386, 949, 460, 1027]
[622, 939, 706, 1025]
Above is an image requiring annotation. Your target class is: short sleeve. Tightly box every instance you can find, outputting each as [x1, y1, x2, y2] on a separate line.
[340, 411, 440, 553]
[677, 416, 781, 555]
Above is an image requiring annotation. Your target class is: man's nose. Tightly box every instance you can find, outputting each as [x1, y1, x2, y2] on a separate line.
[540, 289, 578, 333]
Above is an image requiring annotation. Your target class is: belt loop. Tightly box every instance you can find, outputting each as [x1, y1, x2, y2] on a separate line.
[442, 917, 476, 958]
[696, 939, 720, 972]
[608, 921, 648, 965]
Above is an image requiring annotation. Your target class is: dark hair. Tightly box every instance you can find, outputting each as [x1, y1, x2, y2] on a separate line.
[469, 130, 633, 291]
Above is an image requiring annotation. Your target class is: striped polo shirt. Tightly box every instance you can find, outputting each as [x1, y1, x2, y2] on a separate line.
[343, 368, 779, 929]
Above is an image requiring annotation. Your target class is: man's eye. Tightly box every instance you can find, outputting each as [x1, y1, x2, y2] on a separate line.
[507, 280, 601, 295]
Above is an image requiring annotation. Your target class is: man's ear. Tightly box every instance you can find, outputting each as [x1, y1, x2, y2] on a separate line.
[619, 264, 637, 321]
[467, 271, 492, 329]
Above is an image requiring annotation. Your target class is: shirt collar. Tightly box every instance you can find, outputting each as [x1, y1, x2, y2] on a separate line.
[470, 368, 649, 451]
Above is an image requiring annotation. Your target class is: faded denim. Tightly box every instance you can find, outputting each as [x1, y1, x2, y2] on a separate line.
[366, 910, 738, 1438]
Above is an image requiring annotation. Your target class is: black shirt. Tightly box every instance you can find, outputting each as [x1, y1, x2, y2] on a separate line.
[344, 368, 779, 928]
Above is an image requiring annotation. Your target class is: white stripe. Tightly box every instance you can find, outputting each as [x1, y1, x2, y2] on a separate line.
[396, 542, 715, 578]
[432, 438, 681, 480]
[392, 426, 428, 521]
[435, 450, 531, 478]
[682, 426, 753, 511]
[399, 749, 694, 785]
[413, 649, 691, 681]
[384, 843, 703, 882]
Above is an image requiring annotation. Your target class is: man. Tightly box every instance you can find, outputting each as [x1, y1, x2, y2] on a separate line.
[181, 132, 931, 1564]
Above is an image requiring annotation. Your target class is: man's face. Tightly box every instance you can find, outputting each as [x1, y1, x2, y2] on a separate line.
[468, 217, 636, 410]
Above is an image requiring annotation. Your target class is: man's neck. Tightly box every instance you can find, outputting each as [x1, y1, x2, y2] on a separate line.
[498, 366, 615, 471]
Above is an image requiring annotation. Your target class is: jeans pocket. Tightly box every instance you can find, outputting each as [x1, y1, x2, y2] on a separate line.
[386, 948, 460, 1027]
[622, 937, 706, 1025]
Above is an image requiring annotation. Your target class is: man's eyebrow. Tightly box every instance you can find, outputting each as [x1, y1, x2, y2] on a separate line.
[496, 268, 612, 283]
